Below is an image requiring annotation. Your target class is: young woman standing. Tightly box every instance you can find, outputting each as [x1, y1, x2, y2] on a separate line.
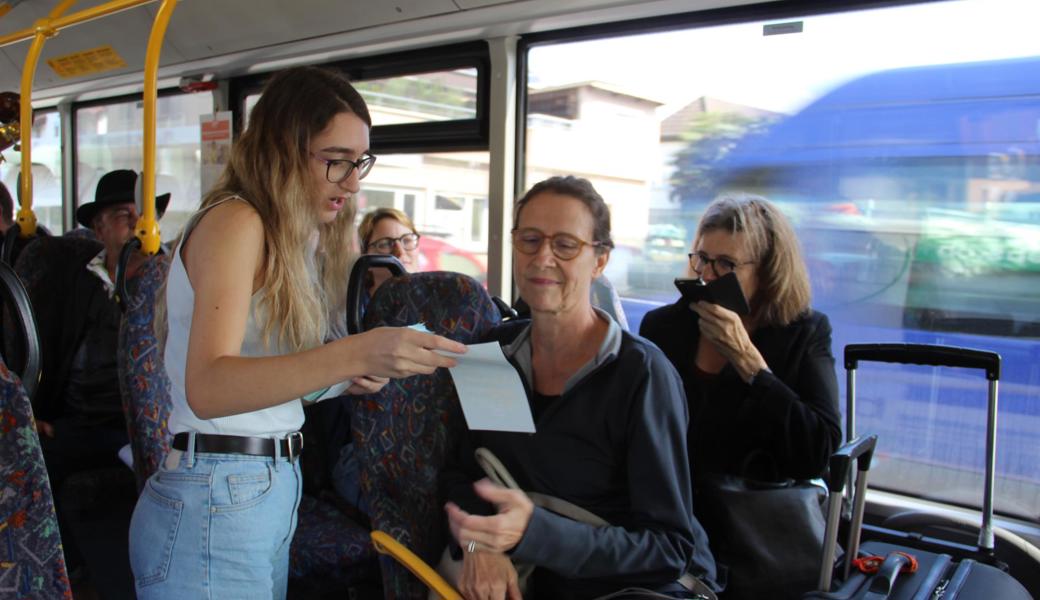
[128, 66, 466, 599]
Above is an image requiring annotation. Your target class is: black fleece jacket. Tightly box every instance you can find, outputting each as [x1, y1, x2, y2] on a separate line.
[440, 318, 717, 600]
[639, 301, 841, 483]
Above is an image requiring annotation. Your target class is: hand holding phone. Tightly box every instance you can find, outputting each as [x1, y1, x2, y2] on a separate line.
[673, 272, 750, 315]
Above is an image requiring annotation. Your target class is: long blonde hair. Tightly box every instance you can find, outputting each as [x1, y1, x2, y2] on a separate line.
[161, 67, 371, 351]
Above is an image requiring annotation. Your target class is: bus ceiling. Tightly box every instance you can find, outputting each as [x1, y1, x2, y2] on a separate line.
[0, 0, 764, 103]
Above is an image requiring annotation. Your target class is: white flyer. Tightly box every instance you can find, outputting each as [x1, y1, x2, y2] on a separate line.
[445, 341, 535, 433]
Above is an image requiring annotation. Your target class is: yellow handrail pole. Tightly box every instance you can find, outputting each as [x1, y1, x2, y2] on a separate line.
[370, 531, 463, 600]
[136, 0, 176, 255]
[0, 0, 156, 48]
[16, 0, 77, 237]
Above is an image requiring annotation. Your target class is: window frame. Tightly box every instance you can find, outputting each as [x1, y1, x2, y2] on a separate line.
[228, 41, 491, 155]
[70, 87, 216, 222]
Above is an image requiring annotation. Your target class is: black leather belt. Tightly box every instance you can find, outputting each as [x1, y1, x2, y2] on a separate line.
[172, 432, 304, 461]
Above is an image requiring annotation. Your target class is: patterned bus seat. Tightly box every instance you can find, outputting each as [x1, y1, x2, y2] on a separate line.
[354, 271, 501, 599]
[117, 253, 173, 490]
[0, 357, 72, 599]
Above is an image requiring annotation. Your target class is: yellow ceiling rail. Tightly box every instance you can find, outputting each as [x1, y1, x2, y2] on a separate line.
[7, 0, 158, 237]
[15, 0, 76, 237]
[0, 0, 156, 48]
[136, 0, 176, 255]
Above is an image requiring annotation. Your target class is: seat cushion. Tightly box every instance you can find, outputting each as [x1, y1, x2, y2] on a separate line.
[289, 494, 378, 586]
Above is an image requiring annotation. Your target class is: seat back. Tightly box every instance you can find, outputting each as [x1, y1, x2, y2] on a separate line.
[0, 259, 41, 401]
[117, 253, 173, 491]
[0, 353, 72, 600]
[62, 228, 96, 240]
[591, 274, 629, 330]
[354, 271, 501, 599]
[1, 224, 51, 267]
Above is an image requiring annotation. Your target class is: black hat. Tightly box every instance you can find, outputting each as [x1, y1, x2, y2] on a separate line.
[76, 169, 171, 228]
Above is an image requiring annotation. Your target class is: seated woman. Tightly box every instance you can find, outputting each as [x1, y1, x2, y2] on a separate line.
[440, 176, 717, 600]
[638, 193, 841, 591]
[358, 207, 420, 295]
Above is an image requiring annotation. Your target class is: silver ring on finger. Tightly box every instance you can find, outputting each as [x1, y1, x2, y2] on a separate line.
[466, 540, 477, 553]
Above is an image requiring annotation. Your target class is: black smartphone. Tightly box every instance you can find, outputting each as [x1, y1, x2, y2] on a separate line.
[673, 272, 751, 315]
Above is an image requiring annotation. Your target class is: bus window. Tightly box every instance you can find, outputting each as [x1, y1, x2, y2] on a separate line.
[353, 69, 478, 124]
[245, 67, 491, 284]
[356, 152, 489, 285]
[0, 111, 62, 232]
[243, 68, 479, 127]
[524, 0, 1040, 520]
[75, 92, 215, 240]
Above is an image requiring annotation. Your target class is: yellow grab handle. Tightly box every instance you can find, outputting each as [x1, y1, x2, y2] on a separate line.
[370, 530, 463, 600]
[135, 0, 177, 255]
[16, 0, 76, 237]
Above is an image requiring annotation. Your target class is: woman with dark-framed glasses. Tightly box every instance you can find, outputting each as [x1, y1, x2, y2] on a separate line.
[128, 66, 466, 599]
[358, 207, 421, 295]
[639, 193, 841, 595]
[440, 176, 717, 600]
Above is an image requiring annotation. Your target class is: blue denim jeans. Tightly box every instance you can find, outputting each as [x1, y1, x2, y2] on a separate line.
[128, 435, 302, 600]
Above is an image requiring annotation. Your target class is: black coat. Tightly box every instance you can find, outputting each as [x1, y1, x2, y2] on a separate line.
[639, 301, 841, 482]
[14, 236, 109, 422]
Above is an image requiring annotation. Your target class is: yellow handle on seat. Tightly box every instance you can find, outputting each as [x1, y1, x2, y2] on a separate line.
[370, 530, 463, 600]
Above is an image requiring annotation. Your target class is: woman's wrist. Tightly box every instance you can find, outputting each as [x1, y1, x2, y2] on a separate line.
[744, 365, 771, 386]
[735, 348, 769, 384]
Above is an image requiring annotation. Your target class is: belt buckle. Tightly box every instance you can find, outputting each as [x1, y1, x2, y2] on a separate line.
[286, 431, 304, 462]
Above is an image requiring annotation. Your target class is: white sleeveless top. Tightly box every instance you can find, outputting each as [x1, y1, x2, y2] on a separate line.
[165, 199, 345, 438]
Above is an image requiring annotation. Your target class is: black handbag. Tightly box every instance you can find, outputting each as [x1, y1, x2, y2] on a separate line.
[697, 473, 827, 600]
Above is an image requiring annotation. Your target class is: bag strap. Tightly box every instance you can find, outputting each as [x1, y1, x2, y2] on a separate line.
[473, 447, 717, 600]
[590, 587, 713, 600]
[475, 447, 609, 525]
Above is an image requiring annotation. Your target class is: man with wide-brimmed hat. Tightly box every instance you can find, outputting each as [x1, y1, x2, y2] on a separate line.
[75, 168, 170, 283]
[32, 169, 169, 579]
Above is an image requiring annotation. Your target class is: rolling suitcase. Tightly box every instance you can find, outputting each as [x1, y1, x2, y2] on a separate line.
[805, 344, 1032, 599]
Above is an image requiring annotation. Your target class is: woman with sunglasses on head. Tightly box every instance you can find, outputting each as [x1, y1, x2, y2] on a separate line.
[128, 66, 466, 600]
[440, 176, 717, 600]
[639, 193, 841, 597]
[358, 207, 421, 295]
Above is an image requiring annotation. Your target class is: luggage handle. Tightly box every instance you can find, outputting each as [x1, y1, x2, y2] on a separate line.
[865, 552, 912, 597]
[818, 435, 878, 593]
[844, 343, 1000, 553]
[844, 344, 1000, 381]
[824, 434, 878, 493]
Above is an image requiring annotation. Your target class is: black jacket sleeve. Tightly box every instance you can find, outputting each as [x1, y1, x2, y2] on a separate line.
[641, 304, 841, 481]
[746, 312, 841, 479]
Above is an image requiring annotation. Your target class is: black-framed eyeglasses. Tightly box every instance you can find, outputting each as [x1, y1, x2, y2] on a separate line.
[689, 251, 756, 277]
[311, 152, 377, 183]
[367, 233, 420, 253]
[512, 228, 610, 261]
